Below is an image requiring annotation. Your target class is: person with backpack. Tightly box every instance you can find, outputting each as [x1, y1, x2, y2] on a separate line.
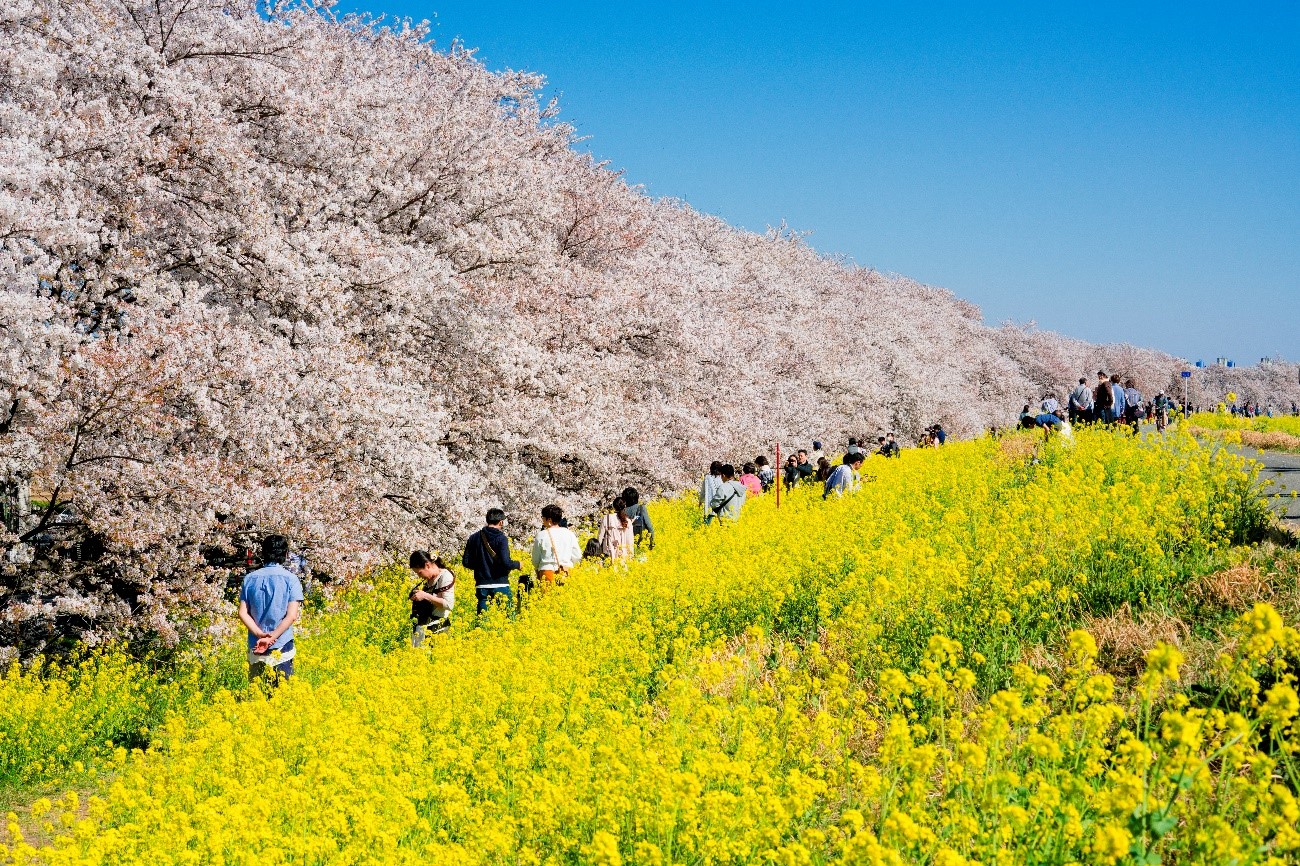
[529, 504, 582, 588]
[824, 452, 866, 499]
[621, 487, 655, 551]
[708, 464, 747, 522]
[699, 461, 723, 525]
[754, 456, 775, 492]
[461, 508, 520, 614]
[1124, 379, 1142, 433]
[408, 551, 455, 646]
[597, 496, 635, 561]
[239, 534, 304, 683]
[1068, 377, 1093, 424]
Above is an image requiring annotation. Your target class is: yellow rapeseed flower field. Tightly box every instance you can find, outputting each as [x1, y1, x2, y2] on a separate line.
[3, 428, 1297, 865]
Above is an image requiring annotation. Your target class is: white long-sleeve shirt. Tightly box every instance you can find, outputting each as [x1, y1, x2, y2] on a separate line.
[529, 526, 583, 572]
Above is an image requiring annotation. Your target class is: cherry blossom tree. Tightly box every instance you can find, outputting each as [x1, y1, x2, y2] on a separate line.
[2, 0, 1295, 655]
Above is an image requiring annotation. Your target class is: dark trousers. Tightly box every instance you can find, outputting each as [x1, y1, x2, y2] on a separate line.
[476, 586, 512, 614]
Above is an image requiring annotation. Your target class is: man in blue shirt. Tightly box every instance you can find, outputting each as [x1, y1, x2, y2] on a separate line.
[238, 534, 304, 682]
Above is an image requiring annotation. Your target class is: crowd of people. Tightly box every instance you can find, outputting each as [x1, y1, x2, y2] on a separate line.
[1020, 370, 1185, 437]
[1229, 400, 1298, 418]
[235, 433, 937, 682]
[222, 378, 1300, 684]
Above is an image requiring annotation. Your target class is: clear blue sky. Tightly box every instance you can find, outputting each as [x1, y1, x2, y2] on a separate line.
[340, 0, 1300, 363]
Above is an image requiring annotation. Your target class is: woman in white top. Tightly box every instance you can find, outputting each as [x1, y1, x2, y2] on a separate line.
[597, 496, 635, 562]
[529, 504, 582, 586]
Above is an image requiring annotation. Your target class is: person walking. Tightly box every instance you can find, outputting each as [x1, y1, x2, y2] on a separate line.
[238, 534, 304, 683]
[1068, 377, 1093, 424]
[529, 503, 582, 588]
[1123, 379, 1142, 433]
[462, 508, 520, 613]
[824, 453, 866, 499]
[739, 462, 763, 495]
[700, 461, 723, 525]
[408, 551, 455, 646]
[621, 488, 655, 550]
[1093, 371, 1114, 424]
[597, 496, 635, 561]
[1153, 392, 1172, 432]
[1110, 374, 1126, 427]
[708, 464, 747, 522]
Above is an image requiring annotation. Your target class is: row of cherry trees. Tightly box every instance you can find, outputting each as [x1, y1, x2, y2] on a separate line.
[2, 0, 1295, 654]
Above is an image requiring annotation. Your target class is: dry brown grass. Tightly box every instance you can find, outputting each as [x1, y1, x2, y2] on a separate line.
[1189, 563, 1274, 610]
[1080, 604, 1190, 678]
[1239, 430, 1300, 453]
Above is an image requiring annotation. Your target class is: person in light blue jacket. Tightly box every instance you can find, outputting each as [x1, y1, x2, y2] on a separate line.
[823, 453, 866, 499]
[1110, 374, 1126, 424]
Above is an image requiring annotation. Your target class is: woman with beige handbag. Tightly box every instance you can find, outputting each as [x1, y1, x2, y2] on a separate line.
[528, 504, 582, 587]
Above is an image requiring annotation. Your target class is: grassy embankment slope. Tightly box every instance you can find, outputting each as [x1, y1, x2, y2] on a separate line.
[5, 429, 1300, 864]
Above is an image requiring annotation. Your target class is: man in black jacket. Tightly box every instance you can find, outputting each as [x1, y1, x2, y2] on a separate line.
[1093, 370, 1114, 424]
[462, 508, 520, 614]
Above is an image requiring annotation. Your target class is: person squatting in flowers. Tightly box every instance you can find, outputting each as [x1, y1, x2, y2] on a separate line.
[824, 452, 866, 499]
[238, 533, 303, 683]
[408, 550, 455, 646]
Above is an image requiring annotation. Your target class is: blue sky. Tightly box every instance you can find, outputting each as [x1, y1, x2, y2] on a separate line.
[340, 1, 1300, 363]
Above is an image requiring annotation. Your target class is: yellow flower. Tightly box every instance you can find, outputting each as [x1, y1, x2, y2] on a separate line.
[1261, 683, 1300, 727]
[1088, 821, 1133, 865]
